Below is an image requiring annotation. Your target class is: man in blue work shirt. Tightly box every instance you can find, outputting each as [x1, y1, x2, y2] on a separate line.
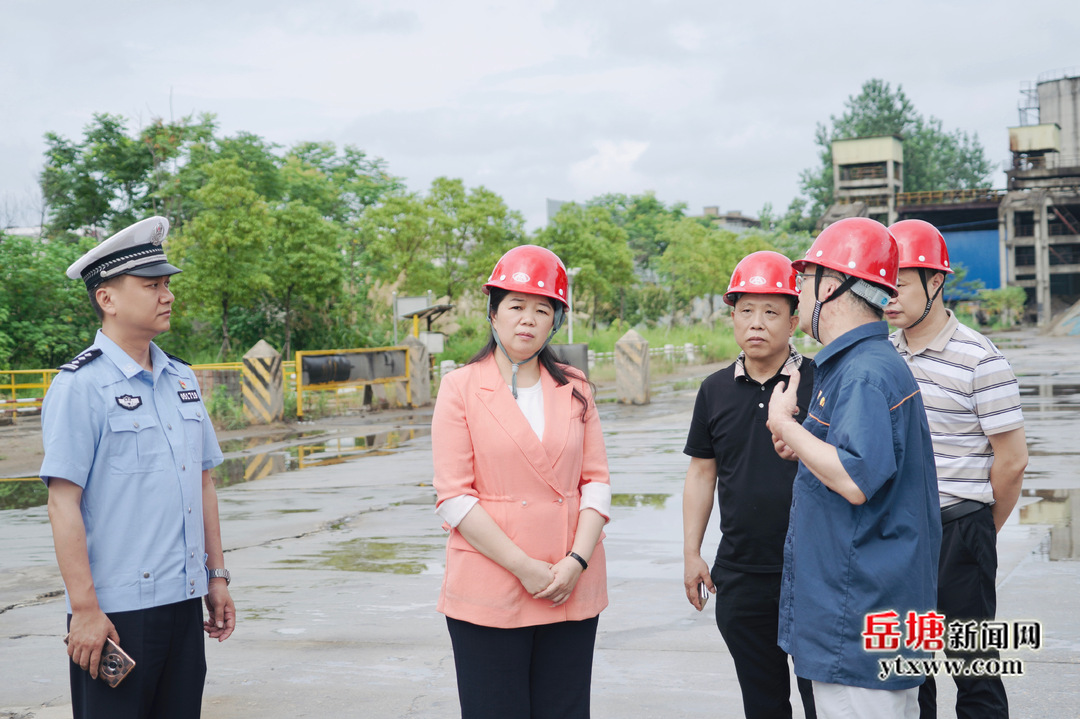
[40, 216, 234, 719]
[767, 218, 940, 719]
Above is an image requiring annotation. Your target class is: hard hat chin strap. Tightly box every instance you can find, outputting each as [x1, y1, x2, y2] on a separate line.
[810, 265, 859, 342]
[487, 297, 565, 399]
[908, 268, 944, 329]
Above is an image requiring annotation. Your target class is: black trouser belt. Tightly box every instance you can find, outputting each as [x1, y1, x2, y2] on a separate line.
[940, 499, 988, 525]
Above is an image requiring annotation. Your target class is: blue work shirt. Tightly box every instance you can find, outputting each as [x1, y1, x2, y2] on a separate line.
[778, 321, 941, 690]
[40, 330, 224, 614]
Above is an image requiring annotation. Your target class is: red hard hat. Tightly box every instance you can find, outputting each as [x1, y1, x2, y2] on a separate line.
[792, 217, 899, 296]
[888, 219, 954, 275]
[483, 245, 570, 309]
[724, 250, 800, 306]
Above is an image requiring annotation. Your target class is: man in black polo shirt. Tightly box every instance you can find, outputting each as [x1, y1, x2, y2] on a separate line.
[682, 251, 816, 719]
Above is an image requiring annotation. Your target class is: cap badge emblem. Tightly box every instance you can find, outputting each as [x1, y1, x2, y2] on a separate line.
[749, 275, 766, 286]
[150, 222, 166, 246]
[512, 272, 530, 283]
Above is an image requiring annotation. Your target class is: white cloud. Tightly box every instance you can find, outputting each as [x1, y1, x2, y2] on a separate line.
[568, 140, 651, 196]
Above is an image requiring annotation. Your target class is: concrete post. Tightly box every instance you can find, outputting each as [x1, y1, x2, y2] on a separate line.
[440, 360, 457, 378]
[615, 329, 649, 405]
[403, 336, 431, 407]
[684, 343, 695, 363]
[242, 340, 284, 424]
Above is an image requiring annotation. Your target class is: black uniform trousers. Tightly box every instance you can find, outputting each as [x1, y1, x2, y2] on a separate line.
[68, 598, 206, 719]
[446, 615, 599, 719]
[712, 566, 816, 719]
[918, 505, 1008, 719]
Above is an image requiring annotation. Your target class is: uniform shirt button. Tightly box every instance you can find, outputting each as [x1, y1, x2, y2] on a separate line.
[187, 506, 192, 513]
[196, 411, 202, 418]
[168, 423, 173, 430]
[182, 464, 186, 471]
[133, 421, 140, 428]
[190, 579, 196, 586]
[143, 572, 150, 578]
[191, 551, 195, 558]
[190, 588, 195, 595]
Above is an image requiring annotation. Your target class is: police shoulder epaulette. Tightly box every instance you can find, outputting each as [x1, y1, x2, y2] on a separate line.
[164, 351, 191, 366]
[58, 348, 103, 372]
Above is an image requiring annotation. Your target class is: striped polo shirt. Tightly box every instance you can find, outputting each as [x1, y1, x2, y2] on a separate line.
[890, 311, 1024, 507]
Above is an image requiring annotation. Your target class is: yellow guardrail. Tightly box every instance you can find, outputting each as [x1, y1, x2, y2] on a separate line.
[0, 369, 59, 421]
[0, 362, 254, 425]
[295, 346, 410, 417]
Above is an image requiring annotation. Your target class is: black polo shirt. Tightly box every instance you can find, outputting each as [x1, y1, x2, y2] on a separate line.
[684, 356, 815, 573]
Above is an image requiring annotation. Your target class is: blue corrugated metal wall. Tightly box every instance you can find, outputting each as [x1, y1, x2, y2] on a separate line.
[942, 229, 1000, 294]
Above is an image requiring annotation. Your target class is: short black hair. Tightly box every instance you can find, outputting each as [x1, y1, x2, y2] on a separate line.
[87, 276, 123, 321]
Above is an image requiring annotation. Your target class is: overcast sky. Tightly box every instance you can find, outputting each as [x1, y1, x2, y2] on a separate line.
[1, 0, 1077, 230]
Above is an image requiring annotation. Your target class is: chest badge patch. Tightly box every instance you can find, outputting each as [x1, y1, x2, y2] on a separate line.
[179, 379, 188, 389]
[178, 390, 201, 403]
[115, 394, 143, 411]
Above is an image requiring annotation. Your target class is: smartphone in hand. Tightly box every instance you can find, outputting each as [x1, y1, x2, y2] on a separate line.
[698, 581, 709, 609]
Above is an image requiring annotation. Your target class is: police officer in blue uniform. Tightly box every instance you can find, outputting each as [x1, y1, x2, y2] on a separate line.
[40, 216, 234, 719]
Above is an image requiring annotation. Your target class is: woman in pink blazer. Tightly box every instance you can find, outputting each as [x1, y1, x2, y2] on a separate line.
[433, 245, 611, 719]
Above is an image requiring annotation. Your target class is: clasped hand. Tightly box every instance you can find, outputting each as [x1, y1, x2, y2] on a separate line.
[517, 556, 584, 607]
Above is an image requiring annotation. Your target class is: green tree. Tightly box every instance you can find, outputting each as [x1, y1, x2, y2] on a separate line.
[978, 286, 1027, 327]
[266, 201, 345, 359]
[534, 203, 634, 328]
[169, 160, 272, 358]
[0, 232, 98, 367]
[799, 79, 995, 219]
[587, 192, 687, 271]
[659, 220, 776, 322]
[364, 178, 524, 301]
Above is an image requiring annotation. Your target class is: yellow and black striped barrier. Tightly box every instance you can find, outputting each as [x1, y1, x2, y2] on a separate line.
[242, 340, 284, 425]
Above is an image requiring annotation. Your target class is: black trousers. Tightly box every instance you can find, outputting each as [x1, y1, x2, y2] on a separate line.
[446, 615, 599, 719]
[68, 598, 206, 719]
[712, 566, 816, 719]
[918, 505, 1008, 719]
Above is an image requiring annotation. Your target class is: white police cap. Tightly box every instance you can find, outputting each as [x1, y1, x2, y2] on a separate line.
[66, 216, 181, 290]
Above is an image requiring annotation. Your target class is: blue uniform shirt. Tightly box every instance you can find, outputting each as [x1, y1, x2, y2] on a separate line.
[778, 322, 941, 690]
[40, 330, 224, 613]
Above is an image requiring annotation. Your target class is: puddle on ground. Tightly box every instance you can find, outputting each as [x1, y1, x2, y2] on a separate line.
[303, 537, 436, 574]
[1021, 489, 1080, 561]
[214, 426, 432, 489]
[611, 493, 671, 509]
[217, 429, 328, 454]
[0, 479, 46, 511]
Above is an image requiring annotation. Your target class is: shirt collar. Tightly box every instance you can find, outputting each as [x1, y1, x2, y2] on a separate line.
[94, 329, 172, 381]
[892, 310, 958, 356]
[813, 321, 888, 368]
[734, 344, 804, 381]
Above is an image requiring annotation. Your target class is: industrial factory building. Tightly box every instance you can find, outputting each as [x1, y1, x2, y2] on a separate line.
[824, 69, 1080, 327]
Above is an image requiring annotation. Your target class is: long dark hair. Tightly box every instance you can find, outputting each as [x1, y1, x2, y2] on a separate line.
[468, 287, 593, 422]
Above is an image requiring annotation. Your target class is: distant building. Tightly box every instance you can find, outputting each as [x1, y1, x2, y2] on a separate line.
[700, 206, 760, 233]
[820, 69, 1080, 326]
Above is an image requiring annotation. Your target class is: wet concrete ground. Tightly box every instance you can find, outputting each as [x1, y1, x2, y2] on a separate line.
[2, 330, 1079, 718]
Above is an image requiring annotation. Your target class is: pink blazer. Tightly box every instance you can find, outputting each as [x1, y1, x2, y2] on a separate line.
[432, 355, 610, 628]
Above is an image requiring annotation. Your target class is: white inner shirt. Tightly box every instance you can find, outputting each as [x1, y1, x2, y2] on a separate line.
[512, 379, 545, 441]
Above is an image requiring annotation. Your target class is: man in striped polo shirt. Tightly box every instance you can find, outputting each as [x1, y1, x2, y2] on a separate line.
[886, 220, 1028, 719]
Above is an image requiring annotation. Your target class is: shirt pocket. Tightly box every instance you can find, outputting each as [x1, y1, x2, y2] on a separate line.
[177, 403, 206, 467]
[107, 412, 166, 473]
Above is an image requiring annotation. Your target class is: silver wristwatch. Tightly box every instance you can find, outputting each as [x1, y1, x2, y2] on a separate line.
[208, 568, 231, 586]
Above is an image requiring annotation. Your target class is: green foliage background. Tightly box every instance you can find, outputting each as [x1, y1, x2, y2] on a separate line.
[0, 81, 1018, 371]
